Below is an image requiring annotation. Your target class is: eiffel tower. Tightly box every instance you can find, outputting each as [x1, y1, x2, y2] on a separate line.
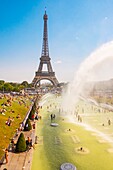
[32, 10, 59, 87]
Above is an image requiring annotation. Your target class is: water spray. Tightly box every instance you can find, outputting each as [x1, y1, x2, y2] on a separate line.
[62, 41, 113, 113]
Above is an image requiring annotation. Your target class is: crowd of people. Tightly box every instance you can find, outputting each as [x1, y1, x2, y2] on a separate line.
[0, 93, 36, 164]
[1, 93, 113, 167]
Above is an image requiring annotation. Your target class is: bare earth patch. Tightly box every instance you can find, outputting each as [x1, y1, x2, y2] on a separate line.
[65, 128, 75, 133]
[98, 139, 107, 143]
[107, 148, 113, 153]
[75, 147, 90, 154]
[91, 133, 101, 136]
[103, 127, 109, 130]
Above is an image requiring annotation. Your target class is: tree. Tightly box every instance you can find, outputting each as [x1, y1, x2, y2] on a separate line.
[0, 80, 5, 92]
[21, 81, 29, 87]
[0, 80, 33, 92]
[15, 133, 26, 152]
[4, 83, 14, 92]
[0, 80, 5, 85]
[29, 102, 36, 120]
[28, 83, 33, 88]
[24, 118, 32, 131]
[18, 84, 25, 90]
[13, 86, 20, 92]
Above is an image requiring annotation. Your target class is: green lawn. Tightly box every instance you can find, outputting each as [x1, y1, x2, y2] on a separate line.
[0, 95, 33, 159]
[32, 94, 113, 170]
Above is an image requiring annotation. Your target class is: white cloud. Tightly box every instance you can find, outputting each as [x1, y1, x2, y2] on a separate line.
[54, 60, 62, 64]
[104, 16, 108, 20]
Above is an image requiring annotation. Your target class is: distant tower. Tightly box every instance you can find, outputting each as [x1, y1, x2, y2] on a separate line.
[32, 9, 59, 87]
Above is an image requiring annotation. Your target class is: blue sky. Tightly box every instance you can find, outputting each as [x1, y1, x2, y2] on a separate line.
[0, 0, 113, 83]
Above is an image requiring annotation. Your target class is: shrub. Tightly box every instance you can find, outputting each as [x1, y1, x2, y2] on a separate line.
[24, 118, 32, 131]
[29, 103, 36, 120]
[15, 133, 26, 152]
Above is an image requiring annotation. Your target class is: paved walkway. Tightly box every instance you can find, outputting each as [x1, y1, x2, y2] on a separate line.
[0, 126, 36, 170]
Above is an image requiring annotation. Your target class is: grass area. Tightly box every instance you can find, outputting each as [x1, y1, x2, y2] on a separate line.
[32, 94, 113, 170]
[0, 94, 33, 159]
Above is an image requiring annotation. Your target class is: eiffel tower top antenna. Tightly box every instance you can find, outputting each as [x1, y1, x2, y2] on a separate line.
[41, 6, 49, 57]
[45, 6, 46, 14]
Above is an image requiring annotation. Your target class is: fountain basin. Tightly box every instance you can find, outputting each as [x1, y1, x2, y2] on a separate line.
[50, 123, 59, 127]
[60, 163, 76, 170]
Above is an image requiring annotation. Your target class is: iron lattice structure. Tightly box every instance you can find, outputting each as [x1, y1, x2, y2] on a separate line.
[32, 10, 59, 87]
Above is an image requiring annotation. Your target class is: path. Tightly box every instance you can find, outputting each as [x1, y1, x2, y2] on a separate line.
[0, 125, 36, 170]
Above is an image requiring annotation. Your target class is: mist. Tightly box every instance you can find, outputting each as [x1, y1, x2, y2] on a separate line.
[62, 41, 113, 112]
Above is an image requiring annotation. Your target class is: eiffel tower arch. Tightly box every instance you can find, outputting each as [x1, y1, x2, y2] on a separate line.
[32, 10, 59, 87]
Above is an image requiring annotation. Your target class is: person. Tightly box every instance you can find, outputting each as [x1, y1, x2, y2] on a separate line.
[35, 114, 38, 120]
[53, 114, 56, 119]
[78, 147, 84, 152]
[33, 122, 35, 129]
[19, 123, 23, 131]
[6, 116, 11, 126]
[11, 139, 15, 152]
[30, 139, 33, 147]
[15, 129, 19, 137]
[26, 137, 31, 151]
[50, 114, 53, 122]
[108, 119, 111, 125]
[31, 114, 35, 121]
[77, 115, 80, 122]
[35, 136, 38, 144]
[4, 149, 8, 163]
[80, 116, 82, 123]
[16, 114, 21, 119]
[22, 122, 25, 130]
